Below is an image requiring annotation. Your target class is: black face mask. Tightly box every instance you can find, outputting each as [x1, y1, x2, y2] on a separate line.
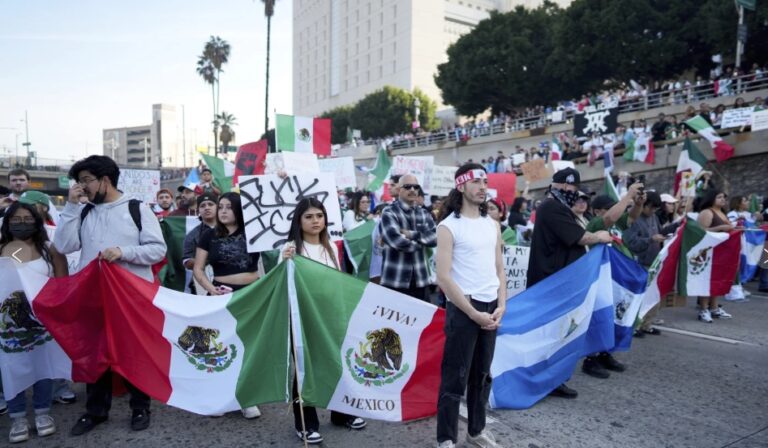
[552, 188, 579, 208]
[9, 222, 37, 241]
[92, 179, 107, 205]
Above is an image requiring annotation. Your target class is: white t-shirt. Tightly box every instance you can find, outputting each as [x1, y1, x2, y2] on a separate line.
[280, 241, 339, 270]
[437, 214, 500, 302]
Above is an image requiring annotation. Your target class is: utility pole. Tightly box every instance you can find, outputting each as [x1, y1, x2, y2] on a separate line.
[263, 0, 275, 145]
[22, 111, 31, 168]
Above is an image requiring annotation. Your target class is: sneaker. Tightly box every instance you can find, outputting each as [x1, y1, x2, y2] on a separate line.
[548, 383, 578, 399]
[725, 285, 746, 301]
[130, 409, 151, 431]
[34, 414, 56, 437]
[53, 395, 77, 405]
[582, 356, 610, 379]
[711, 306, 732, 319]
[0, 404, 7, 416]
[346, 417, 366, 430]
[9, 417, 29, 443]
[70, 414, 108, 436]
[642, 327, 662, 336]
[598, 353, 626, 372]
[296, 430, 323, 444]
[698, 309, 713, 323]
[466, 429, 503, 448]
[437, 441, 456, 448]
[633, 329, 646, 338]
[241, 405, 261, 419]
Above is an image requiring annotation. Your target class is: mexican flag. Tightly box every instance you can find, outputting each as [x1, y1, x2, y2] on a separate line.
[158, 216, 201, 292]
[674, 138, 708, 195]
[677, 220, 740, 296]
[276, 114, 331, 156]
[288, 256, 445, 421]
[343, 220, 376, 280]
[501, 227, 519, 246]
[201, 153, 235, 192]
[684, 116, 734, 162]
[550, 137, 562, 161]
[31, 258, 292, 415]
[366, 148, 392, 192]
[0, 259, 72, 401]
[603, 174, 620, 202]
[623, 133, 654, 164]
[640, 221, 683, 318]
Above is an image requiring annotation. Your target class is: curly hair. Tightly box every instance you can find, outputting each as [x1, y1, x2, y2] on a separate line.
[0, 202, 52, 268]
[437, 163, 488, 222]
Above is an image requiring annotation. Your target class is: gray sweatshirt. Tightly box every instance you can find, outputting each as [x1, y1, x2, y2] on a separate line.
[53, 194, 167, 282]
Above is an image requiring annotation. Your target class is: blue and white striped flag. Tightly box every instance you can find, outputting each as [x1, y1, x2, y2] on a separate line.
[608, 247, 648, 351]
[490, 245, 615, 410]
[740, 222, 766, 283]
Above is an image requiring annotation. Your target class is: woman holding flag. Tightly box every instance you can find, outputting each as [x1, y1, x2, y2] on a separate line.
[696, 190, 735, 322]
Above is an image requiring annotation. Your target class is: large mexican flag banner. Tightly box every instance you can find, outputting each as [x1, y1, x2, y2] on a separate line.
[677, 220, 740, 296]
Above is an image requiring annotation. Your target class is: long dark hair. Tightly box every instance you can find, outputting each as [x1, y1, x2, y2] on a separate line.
[699, 189, 725, 212]
[287, 198, 338, 269]
[438, 163, 488, 222]
[350, 191, 370, 219]
[215, 192, 245, 237]
[0, 202, 52, 268]
[511, 196, 528, 213]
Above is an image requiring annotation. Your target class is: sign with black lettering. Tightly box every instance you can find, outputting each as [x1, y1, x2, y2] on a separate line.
[503, 246, 530, 297]
[239, 173, 343, 253]
[573, 107, 619, 138]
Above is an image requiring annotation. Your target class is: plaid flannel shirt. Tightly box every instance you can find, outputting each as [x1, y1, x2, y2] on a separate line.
[380, 200, 437, 289]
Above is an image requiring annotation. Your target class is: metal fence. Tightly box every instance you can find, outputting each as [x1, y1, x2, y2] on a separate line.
[0, 156, 190, 181]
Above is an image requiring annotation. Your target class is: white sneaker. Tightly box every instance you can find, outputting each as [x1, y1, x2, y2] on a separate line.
[296, 430, 323, 444]
[35, 414, 56, 437]
[437, 441, 456, 448]
[241, 405, 261, 419]
[9, 417, 29, 443]
[724, 285, 747, 301]
[698, 309, 713, 323]
[711, 306, 732, 319]
[466, 429, 504, 448]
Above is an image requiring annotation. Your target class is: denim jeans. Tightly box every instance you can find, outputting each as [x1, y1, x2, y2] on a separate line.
[52, 379, 74, 399]
[436, 299, 497, 444]
[7, 379, 53, 418]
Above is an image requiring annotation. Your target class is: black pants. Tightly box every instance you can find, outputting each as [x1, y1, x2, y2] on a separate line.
[392, 277, 428, 302]
[86, 369, 150, 418]
[436, 300, 497, 444]
[291, 377, 351, 432]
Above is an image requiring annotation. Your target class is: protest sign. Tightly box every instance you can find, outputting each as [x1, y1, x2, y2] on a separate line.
[680, 171, 696, 197]
[233, 140, 268, 184]
[239, 173, 343, 253]
[391, 156, 434, 190]
[720, 107, 754, 128]
[551, 110, 565, 123]
[487, 173, 516, 205]
[520, 159, 551, 183]
[574, 107, 619, 138]
[117, 169, 160, 203]
[752, 109, 768, 132]
[551, 160, 576, 173]
[503, 246, 530, 297]
[318, 157, 356, 190]
[429, 165, 457, 196]
[512, 153, 526, 166]
[265, 152, 320, 175]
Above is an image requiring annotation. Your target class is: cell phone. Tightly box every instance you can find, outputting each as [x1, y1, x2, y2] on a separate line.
[216, 285, 233, 293]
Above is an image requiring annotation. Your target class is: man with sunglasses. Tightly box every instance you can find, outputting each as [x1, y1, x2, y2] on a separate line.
[380, 174, 437, 301]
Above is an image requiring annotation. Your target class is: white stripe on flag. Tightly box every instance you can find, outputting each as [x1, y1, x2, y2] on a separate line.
[294, 116, 314, 153]
[286, 260, 306, 394]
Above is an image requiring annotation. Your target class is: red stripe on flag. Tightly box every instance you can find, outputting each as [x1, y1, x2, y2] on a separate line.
[101, 263, 173, 402]
[313, 118, 332, 156]
[400, 308, 445, 421]
[657, 223, 683, 296]
[709, 231, 741, 296]
[713, 141, 734, 163]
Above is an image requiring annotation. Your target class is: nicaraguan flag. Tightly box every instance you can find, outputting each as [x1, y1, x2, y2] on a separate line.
[740, 222, 766, 283]
[608, 247, 648, 351]
[490, 245, 615, 410]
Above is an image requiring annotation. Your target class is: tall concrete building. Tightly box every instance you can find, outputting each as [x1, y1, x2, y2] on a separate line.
[293, 0, 572, 119]
[103, 104, 183, 169]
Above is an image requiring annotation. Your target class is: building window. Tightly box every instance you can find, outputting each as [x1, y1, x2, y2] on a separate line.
[392, 60, 396, 73]
[378, 65, 383, 79]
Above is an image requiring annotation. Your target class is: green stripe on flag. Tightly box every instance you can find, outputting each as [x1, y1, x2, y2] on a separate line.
[276, 114, 296, 152]
[343, 220, 376, 280]
[291, 256, 367, 408]
[159, 217, 189, 292]
[367, 149, 392, 191]
[227, 262, 291, 407]
[501, 227, 518, 245]
[201, 153, 234, 192]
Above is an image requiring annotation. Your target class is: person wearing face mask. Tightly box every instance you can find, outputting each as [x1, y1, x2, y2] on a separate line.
[0, 202, 68, 443]
[526, 168, 612, 400]
[182, 193, 218, 294]
[53, 155, 166, 436]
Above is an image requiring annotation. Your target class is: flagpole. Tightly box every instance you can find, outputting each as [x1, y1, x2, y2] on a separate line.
[287, 258, 309, 448]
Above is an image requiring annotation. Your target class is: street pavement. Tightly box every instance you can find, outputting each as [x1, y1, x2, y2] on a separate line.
[3, 284, 767, 448]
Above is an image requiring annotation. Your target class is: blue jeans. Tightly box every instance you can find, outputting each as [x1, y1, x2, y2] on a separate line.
[7, 379, 53, 418]
[759, 268, 768, 290]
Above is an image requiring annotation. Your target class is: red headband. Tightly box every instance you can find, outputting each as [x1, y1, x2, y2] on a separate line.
[455, 169, 487, 188]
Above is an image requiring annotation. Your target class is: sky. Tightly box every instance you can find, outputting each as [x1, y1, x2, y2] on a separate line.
[0, 0, 293, 165]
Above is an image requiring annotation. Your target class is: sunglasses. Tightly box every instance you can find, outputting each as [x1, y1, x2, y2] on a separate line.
[401, 184, 420, 191]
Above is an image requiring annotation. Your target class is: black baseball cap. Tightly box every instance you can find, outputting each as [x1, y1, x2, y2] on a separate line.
[552, 168, 580, 185]
[591, 195, 617, 210]
[197, 193, 218, 207]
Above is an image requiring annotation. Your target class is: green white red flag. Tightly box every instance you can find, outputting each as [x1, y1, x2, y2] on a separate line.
[674, 138, 708, 195]
[677, 219, 740, 296]
[684, 116, 734, 162]
[276, 114, 332, 156]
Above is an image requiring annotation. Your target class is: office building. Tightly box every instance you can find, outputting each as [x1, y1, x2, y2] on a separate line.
[103, 104, 183, 168]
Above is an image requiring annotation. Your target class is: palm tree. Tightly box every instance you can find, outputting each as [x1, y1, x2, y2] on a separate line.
[216, 112, 237, 153]
[196, 36, 231, 153]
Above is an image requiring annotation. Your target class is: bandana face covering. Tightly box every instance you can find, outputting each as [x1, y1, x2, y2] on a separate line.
[552, 188, 579, 207]
[455, 169, 487, 188]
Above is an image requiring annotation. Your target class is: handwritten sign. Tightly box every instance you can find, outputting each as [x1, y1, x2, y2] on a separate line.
[239, 173, 343, 253]
[429, 165, 457, 196]
[391, 156, 434, 190]
[117, 169, 160, 204]
[551, 160, 575, 174]
[680, 171, 696, 197]
[720, 107, 754, 128]
[265, 152, 320, 175]
[318, 157, 356, 190]
[520, 159, 551, 183]
[752, 109, 768, 132]
[503, 245, 530, 297]
[512, 153, 526, 166]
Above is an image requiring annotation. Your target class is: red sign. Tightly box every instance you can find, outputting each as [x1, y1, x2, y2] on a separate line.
[233, 140, 268, 184]
[488, 173, 517, 206]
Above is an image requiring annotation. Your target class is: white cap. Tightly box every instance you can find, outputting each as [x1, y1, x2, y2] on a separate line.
[660, 193, 678, 203]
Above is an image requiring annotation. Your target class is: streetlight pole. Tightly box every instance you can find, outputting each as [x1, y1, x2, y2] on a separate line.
[22, 111, 31, 168]
[263, 0, 275, 146]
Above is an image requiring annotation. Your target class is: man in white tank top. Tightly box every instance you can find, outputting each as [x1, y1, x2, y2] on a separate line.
[435, 164, 506, 448]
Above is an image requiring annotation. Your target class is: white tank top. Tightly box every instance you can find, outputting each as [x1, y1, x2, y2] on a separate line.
[437, 214, 500, 302]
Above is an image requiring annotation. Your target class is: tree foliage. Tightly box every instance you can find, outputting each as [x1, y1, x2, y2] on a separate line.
[320, 105, 352, 145]
[435, 0, 768, 116]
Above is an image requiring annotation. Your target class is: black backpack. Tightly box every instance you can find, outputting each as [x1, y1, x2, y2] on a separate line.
[80, 199, 143, 233]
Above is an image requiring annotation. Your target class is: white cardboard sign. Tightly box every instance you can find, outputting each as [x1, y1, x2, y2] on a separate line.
[503, 245, 530, 297]
[265, 152, 320, 175]
[117, 169, 160, 204]
[318, 157, 356, 190]
[429, 165, 457, 196]
[751, 109, 768, 132]
[239, 173, 343, 253]
[391, 156, 434, 190]
[720, 107, 754, 128]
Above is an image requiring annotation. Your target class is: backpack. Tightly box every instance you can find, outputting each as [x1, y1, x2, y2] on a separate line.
[80, 199, 143, 233]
